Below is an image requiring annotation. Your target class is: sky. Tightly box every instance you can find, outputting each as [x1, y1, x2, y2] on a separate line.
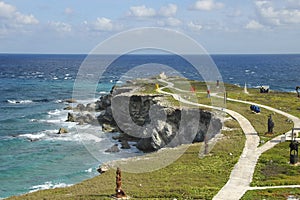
[0, 0, 300, 54]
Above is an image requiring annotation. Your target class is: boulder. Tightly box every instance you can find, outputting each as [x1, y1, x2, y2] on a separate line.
[105, 144, 120, 153]
[121, 140, 131, 149]
[102, 123, 117, 132]
[136, 138, 155, 152]
[57, 128, 68, 134]
[84, 113, 96, 124]
[97, 165, 109, 174]
[86, 103, 97, 112]
[95, 94, 112, 111]
[65, 98, 77, 103]
[76, 104, 85, 111]
[63, 106, 73, 110]
[66, 112, 76, 122]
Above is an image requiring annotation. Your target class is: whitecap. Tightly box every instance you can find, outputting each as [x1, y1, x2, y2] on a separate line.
[85, 168, 93, 173]
[46, 133, 103, 142]
[47, 109, 61, 115]
[245, 69, 250, 73]
[19, 133, 47, 140]
[7, 99, 33, 104]
[29, 181, 72, 193]
[40, 119, 63, 124]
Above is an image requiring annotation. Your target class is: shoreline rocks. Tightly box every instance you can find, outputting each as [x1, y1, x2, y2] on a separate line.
[57, 128, 68, 134]
[64, 79, 223, 153]
[105, 144, 120, 153]
[94, 85, 222, 153]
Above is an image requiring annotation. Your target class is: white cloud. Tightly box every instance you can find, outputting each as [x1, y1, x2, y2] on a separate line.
[85, 17, 122, 32]
[188, 21, 203, 31]
[49, 21, 72, 32]
[159, 4, 178, 17]
[0, 1, 15, 18]
[94, 17, 113, 31]
[245, 20, 264, 30]
[158, 17, 181, 27]
[255, 0, 300, 26]
[128, 5, 156, 17]
[191, 0, 224, 11]
[0, 1, 39, 25]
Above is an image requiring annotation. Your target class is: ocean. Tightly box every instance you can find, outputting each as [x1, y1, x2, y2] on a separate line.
[0, 54, 300, 198]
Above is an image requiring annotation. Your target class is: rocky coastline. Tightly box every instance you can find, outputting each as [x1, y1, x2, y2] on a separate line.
[64, 79, 223, 153]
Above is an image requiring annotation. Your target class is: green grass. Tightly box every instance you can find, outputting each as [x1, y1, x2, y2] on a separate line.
[8, 120, 245, 200]
[242, 188, 300, 200]
[226, 101, 293, 143]
[226, 86, 300, 119]
[251, 142, 300, 187]
[171, 80, 294, 142]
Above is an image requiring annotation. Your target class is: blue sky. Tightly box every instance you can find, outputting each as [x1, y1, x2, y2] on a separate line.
[0, 0, 300, 54]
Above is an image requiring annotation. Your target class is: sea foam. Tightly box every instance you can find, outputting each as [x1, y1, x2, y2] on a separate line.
[29, 181, 72, 193]
[7, 99, 33, 104]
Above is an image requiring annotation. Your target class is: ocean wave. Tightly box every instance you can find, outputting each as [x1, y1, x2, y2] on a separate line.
[47, 109, 61, 115]
[7, 99, 33, 104]
[6, 99, 52, 104]
[84, 168, 93, 173]
[55, 100, 63, 103]
[18, 133, 48, 141]
[17, 129, 104, 143]
[29, 181, 72, 193]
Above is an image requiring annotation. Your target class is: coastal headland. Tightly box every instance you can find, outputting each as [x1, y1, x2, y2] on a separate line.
[7, 76, 300, 200]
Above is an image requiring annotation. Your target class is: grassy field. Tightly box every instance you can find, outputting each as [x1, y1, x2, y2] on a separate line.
[172, 79, 295, 142]
[8, 120, 245, 200]
[225, 84, 300, 119]
[226, 101, 293, 143]
[242, 188, 300, 200]
[183, 82, 294, 142]
[251, 142, 300, 187]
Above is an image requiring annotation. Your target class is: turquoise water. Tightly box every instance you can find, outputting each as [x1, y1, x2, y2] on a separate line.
[1, 54, 300, 198]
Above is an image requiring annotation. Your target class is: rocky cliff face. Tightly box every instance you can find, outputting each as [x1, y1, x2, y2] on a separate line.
[96, 85, 222, 152]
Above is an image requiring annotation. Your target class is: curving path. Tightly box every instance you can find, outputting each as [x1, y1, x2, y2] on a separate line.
[157, 79, 300, 200]
[223, 97, 300, 154]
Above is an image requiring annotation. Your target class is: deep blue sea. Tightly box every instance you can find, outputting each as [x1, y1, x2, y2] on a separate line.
[0, 54, 300, 199]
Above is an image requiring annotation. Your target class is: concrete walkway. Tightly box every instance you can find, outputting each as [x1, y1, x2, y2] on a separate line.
[224, 97, 300, 154]
[158, 79, 260, 200]
[157, 79, 300, 200]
